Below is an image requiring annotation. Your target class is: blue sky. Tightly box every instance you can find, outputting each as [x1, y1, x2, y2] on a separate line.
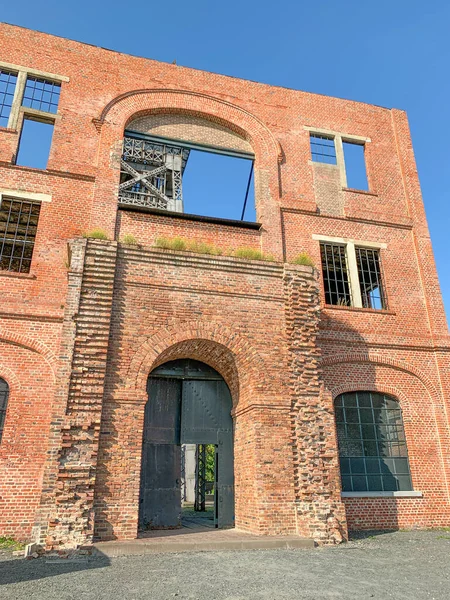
[2, 1, 450, 321]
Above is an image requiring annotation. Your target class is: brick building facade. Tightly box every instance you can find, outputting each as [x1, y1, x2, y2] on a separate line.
[0, 23, 449, 549]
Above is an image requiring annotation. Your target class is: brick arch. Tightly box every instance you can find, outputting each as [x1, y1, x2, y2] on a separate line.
[127, 321, 268, 408]
[94, 88, 282, 162]
[0, 364, 21, 394]
[0, 327, 57, 379]
[320, 351, 441, 404]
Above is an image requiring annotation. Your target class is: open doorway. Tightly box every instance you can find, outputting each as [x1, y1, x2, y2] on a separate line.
[139, 359, 234, 533]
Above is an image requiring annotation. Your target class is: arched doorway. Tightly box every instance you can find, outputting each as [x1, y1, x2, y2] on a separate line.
[139, 359, 234, 532]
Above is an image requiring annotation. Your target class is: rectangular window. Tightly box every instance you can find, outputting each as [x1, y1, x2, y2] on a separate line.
[0, 69, 18, 128]
[320, 243, 352, 306]
[356, 247, 386, 310]
[22, 76, 61, 114]
[310, 134, 337, 165]
[343, 141, 368, 190]
[0, 197, 41, 273]
[16, 118, 55, 169]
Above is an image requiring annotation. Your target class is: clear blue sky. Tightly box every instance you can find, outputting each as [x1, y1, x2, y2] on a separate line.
[2, 1, 449, 322]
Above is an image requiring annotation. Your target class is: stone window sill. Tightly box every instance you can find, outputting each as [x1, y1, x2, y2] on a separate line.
[323, 304, 396, 315]
[341, 491, 423, 498]
[342, 187, 378, 197]
[0, 269, 36, 280]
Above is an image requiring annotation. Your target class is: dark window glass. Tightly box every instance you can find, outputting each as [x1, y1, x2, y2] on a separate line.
[0, 198, 41, 273]
[310, 134, 337, 165]
[320, 243, 352, 306]
[22, 76, 60, 113]
[343, 141, 368, 190]
[0, 378, 9, 442]
[335, 391, 412, 492]
[356, 247, 387, 310]
[0, 69, 18, 128]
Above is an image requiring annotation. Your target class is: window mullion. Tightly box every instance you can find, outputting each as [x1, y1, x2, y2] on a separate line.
[8, 70, 26, 130]
[346, 242, 362, 308]
[334, 135, 347, 188]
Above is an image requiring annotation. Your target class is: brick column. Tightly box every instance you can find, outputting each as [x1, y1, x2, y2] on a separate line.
[33, 239, 118, 549]
[283, 264, 347, 544]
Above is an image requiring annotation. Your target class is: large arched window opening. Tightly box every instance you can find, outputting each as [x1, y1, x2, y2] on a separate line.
[0, 377, 10, 443]
[335, 391, 413, 492]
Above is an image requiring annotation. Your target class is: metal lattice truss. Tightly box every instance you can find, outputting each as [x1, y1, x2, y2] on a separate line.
[118, 135, 190, 212]
[195, 444, 206, 512]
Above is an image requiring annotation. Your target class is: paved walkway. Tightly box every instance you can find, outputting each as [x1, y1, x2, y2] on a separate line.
[2, 530, 450, 599]
[94, 527, 314, 555]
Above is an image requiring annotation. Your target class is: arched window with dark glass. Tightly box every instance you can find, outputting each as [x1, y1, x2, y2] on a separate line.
[0, 378, 10, 443]
[335, 391, 412, 492]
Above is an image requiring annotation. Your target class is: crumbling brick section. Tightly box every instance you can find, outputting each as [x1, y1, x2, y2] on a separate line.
[283, 265, 347, 544]
[35, 239, 118, 549]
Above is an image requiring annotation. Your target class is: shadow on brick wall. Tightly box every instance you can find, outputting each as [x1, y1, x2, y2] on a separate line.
[321, 312, 402, 532]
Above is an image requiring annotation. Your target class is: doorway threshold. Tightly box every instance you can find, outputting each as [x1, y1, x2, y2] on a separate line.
[93, 529, 315, 557]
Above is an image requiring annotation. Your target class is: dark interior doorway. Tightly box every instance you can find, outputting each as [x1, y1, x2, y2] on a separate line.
[139, 359, 234, 532]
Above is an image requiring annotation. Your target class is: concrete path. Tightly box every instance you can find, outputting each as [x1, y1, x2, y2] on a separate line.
[94, 527, 314, 556]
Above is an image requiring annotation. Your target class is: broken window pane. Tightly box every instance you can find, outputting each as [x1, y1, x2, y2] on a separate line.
[22, 76, 61, 113]
[343, 141, 368, 190]
[310, 134, 337, 165]
[0, 69, 18, 128]
[0, 197, 41, 273]
[16, 118, 54, 169]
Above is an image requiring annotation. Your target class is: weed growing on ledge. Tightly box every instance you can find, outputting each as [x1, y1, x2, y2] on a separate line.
[0, 536, 26, 551]
[154, 237, 222, 256]
[82, 228, 109, 240]
[291, 252, 315, 267]
[121, 234, 139, 245]
[233, 247, 276, 262]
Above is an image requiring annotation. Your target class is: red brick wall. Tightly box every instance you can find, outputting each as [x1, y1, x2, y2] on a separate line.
[0, 23, 449, 542]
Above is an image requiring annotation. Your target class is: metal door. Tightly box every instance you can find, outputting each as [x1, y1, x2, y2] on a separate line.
[181, 379, 234, 528]
[139, 378, 182, 530]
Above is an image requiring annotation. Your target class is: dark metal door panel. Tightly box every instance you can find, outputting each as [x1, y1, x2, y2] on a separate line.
[139, 378, 182, 529]
[216, 430, 235, 529]
[140, 443, 181, 529]
[144, 378, 181, 443]
[181, 380, 232, 444]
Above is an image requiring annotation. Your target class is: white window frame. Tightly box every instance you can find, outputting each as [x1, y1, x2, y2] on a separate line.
[313, 234, 387, 309]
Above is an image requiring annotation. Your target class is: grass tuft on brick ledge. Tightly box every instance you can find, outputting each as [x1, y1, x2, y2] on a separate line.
[82, 228, 109, 240]
[233, 247, 276, 262]
[290, 252, 315, 267]
[121, 233, 139, 246]
[154, 236, 223, 256]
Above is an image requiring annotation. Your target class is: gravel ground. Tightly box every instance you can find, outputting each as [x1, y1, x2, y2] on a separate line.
[1, 530, 450, 599]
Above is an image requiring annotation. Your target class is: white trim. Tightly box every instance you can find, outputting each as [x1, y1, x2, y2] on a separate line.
[0, 60, 69, 82]
[312, 234, 387, 249]
[0, 189, 52, 203]
[342, 491, 423, 498]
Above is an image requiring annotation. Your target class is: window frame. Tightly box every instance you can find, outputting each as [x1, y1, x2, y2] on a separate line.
[313, 234, 388, 310]
[306, 126, 371, 192]
[0, 190, 50, 274]
[334, 391, 414, 494]
[0, 377, 10, 443]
